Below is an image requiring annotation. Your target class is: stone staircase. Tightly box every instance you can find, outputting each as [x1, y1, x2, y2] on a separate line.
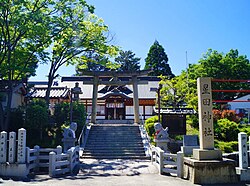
[81, 124, 147, 159]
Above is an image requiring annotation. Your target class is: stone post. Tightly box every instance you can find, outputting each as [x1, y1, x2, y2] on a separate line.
[49, 151, 56, 177]
[17, 128, 26, 163]
[34, 145, 40, 172]
[8, 131, 16, 163]
[239, 132, 248, 169]
[132, 75, 140, 124]
[193, 77, 222, 160]
[91, 76, 99, 124]
[159, 148, 164, 175]
[177, 151, 184, 178]
[0, 131, 7, 163]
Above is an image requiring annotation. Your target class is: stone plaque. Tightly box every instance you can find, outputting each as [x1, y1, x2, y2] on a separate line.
[8, 132, 16, 163]
[0, 131, 7, 163]
[197, 77, 214, 149]
[183, 135, 199, 147]
[239, 132, 248, 169]
[17, 128, 26, 163]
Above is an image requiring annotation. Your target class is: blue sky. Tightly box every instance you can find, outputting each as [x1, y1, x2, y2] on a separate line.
[32, 0, 250, 80]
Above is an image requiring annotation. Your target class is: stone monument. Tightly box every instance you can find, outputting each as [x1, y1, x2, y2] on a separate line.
[154, 122, 170, 152]
[62, 122, 77, 152]
[183, 77, 238, 184]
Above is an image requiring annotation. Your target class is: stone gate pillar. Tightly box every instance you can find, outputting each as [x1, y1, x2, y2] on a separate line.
[132, 75, 140, 124]
[91, 76, 98, 124]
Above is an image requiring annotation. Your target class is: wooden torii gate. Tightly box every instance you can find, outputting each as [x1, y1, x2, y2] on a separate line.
[80, 70, 151, 124]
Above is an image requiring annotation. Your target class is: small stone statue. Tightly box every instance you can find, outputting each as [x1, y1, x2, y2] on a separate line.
[62, 122, 77, 152]
[63, 122, 77, 139]
[154, 122, 169, 140]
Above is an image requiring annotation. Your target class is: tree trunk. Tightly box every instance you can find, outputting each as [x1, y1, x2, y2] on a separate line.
[0, 101, 4, 131]
[4, 80, 13, 131]
[45, 73, 54, 107]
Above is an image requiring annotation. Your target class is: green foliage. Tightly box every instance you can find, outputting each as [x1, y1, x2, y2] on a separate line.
[53, 101, 86, 137]
[145, 116, 158, 137]
[187, 115, 199, 129]
[25, 100, 48, 130]
[186, 124, 199, 135]
[24, 99, 49, 143]
[115, 50, 141, 72]
[215, 140, 238, 153]
[9, 107, 25, 132]
[144, 40, 174, 77]
[214, 119, 240, 142]
[160, 75, 187, 108]
[238, 124, 250, 136]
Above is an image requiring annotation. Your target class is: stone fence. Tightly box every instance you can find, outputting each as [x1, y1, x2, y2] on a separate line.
[0, 128, 79, 178]
[151, 146, 183, 177]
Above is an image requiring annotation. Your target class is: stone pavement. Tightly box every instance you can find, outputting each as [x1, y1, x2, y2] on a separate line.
[0, 159, 249, 186]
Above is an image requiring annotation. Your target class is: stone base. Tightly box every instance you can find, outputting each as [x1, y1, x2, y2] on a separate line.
[236, 167, 250, 181]
[193, 149, 222, 160]
[183, 157, 238, 184]
[0, 164, 30, 178]
[154, 139, 170, 152]
[181, 146, 199, 156]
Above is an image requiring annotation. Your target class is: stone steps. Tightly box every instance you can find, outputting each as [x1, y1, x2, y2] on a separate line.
[81, 124, 146, 159]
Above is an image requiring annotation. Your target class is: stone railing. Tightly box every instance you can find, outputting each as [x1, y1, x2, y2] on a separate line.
[49, 146, 79, 177]
[151, 146, 183, 177]
[0, 128, 79, 178]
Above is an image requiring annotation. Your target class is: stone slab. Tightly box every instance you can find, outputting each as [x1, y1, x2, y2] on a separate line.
[193, 148, 222, 160]
[0, 164, 29, 177]
[183, 135, 199, 146]
[236, 167, 250, 181]
[183, 157, 238, 184]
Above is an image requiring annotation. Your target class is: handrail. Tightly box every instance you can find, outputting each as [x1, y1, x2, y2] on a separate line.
[77, 113, 91, 146]
[139, 113, 153, 157]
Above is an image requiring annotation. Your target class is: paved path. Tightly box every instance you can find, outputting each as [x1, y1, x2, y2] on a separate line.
[0, 159, 248, 186]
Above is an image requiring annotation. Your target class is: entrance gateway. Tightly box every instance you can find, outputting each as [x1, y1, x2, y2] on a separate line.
[62, 70, 153, 124]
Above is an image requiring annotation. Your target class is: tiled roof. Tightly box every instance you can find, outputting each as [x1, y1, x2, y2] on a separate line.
[28, 87, 69, 98]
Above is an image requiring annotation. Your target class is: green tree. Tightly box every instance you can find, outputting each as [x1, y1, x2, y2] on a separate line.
[45, 2, 119, 106]
[76, 53, 110, 73]
[0, 0, 53, 130]
[160, 75, 187, 108]
[115, 50, 140, 72]
[25, 100, 48, 141]
[144, 40, 174, 77]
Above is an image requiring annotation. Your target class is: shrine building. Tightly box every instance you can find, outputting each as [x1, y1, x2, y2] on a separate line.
[28, 70, 160, 123]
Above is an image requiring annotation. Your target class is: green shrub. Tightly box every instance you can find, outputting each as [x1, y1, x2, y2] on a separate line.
[53, 101, 86, 137]
[145, 115, 158, 137]
[214, 119, 239, 142]
[215, 140, 238, 153]
[187, 114, 199, 128]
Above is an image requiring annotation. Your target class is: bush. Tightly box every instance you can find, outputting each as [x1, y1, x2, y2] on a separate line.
[23, 99, 49, 146]
[9, 107, 25, 132]
[53, 101, 86, 137]
[215, 140, 238, 153]
[187, 114, 199, 128]
[214, 119, 239, 142]
[213, 109, 240, 123]
[145, 115, 158, 137]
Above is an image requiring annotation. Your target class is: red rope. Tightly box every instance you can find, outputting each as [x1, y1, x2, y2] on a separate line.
[212, 79, 250, 82]
[213, 100, 250, 103]
[212, 90, 250, 93]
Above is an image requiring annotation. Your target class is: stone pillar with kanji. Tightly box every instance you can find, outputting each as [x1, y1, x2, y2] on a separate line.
[193, 77, 222, 160]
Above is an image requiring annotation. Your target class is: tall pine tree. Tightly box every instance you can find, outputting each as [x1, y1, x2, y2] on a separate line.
[144, 40, 174, 77]
[115, 50, 141, 72]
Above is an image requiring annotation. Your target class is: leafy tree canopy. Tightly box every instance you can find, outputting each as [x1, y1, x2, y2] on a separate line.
[160, 49, 250, 112]
[144, 40, 174, 77]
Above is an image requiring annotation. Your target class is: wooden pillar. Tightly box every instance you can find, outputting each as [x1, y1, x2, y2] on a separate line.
[132, 76, 140, 124]
[91, 76, 98, 124]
